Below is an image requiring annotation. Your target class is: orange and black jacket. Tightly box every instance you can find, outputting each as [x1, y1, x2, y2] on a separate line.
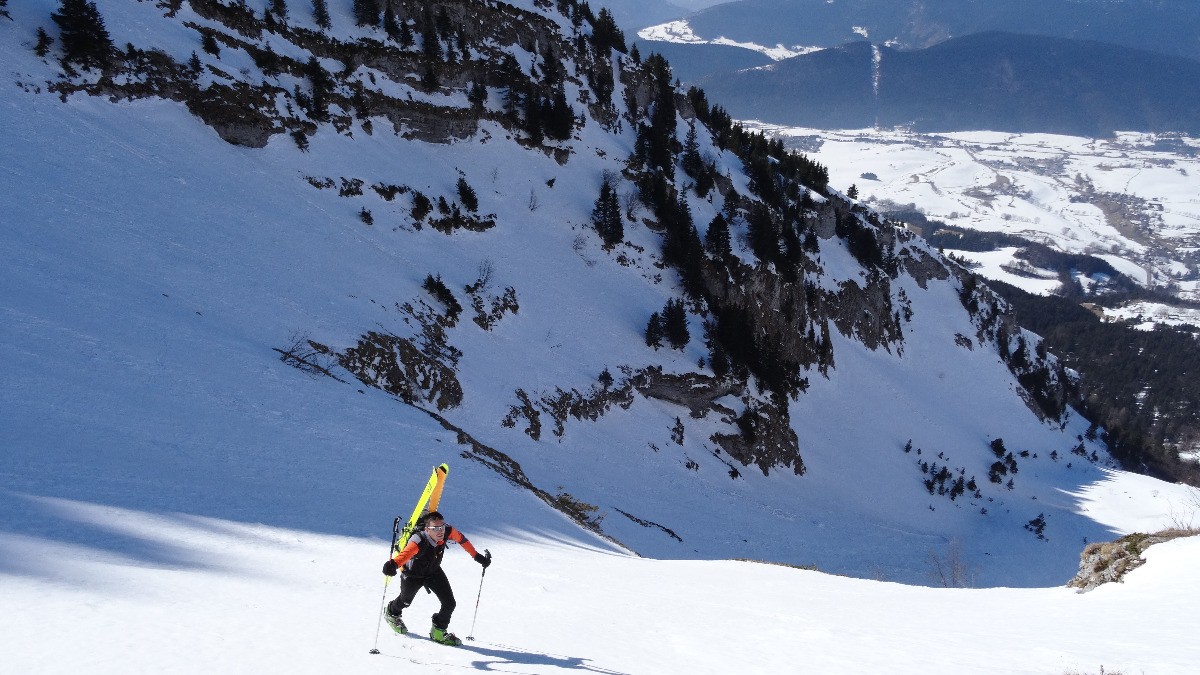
[390, 525, 479, 578]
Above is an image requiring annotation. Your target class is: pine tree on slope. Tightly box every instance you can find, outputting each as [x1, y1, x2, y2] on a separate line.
[312, 0, 331, 30]
[268, 0, 289, 22]
[353, 0, 380, 27]
[51, 0, 114, 71]
[592, 176, 623, 249]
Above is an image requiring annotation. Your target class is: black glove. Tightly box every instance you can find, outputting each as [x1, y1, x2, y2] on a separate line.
[474, 551, 492, 569]
[382, 559, 398, 576]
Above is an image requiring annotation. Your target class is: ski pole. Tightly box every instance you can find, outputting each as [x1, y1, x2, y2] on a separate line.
[466, 549, 490, 641]
[369, 516, 402, 655]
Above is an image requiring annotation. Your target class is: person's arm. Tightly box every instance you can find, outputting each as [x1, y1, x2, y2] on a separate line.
[392, 539, 421, 565]
[382, 538, 421, 576]
[447, 527, 479, 557]
[449, 527, 491, 568]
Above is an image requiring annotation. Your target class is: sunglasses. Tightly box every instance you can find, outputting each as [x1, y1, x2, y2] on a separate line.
[425, 524, 446, 532]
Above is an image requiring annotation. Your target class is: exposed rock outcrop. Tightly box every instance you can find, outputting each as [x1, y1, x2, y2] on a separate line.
[1067, 530, 1196, 592]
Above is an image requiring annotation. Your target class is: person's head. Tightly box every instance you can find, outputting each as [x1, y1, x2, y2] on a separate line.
[423, 511, 446, 542]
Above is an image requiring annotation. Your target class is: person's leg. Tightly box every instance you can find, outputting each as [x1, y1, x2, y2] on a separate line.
[425, 567, 457, 629]
[387, 573, 424, 618]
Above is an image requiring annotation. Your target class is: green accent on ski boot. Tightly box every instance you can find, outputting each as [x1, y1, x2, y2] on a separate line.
[429, 626, 462, 646]
[385, 612, 407, 634]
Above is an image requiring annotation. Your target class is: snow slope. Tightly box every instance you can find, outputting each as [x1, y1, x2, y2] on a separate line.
[4, 485, 1199, 674]
[3, 2, 1200, 671]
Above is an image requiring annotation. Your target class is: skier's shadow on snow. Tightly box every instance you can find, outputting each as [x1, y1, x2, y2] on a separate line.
[457, 642, 630, 674]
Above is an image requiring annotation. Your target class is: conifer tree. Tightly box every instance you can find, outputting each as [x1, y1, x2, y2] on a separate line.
[269, 0, 289, 22]
[662, 298, 690, 350]
[456, 176, 478, 212]
[746, 203, 781, 265]
[312, 0, 331, 30]
[663, 194, 704, 297]
[353, 0, 380, 27]
[421, 65, 439, 90]
[587, 60, 614, 106]
[545, 90, 574, 141]
[722, 187, 740, 222]
[707, 329, 730, 378]
[592, 175, 623, 249]
[522, 94, 544, 144]
[681, 122, 703, 178]
[645, 312, 664, 350]
[588, 7, 626, 53]
[202, 33, 220, 57]
[51, 0, 115, 71]
[694, 162, 715, 198]
[434, 7, 454, 40]
[704, 213, 732, 260]
[399, 17, 414, 47]
[305, 56, 331, 121]
[384, 6, 402, 41]
[291, 129, 310, 152]
[643, 54, 678, 174]
[467, 80, 487, 109]
[501, 80, 523, 119]
[35, 29, 54, 58]
[411, 191, 432, 221]
[420, 8, 442, 61]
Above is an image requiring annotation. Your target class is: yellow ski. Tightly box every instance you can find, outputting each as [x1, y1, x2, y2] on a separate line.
[428, 463, 449, 512]
[396, 463, 450, 552]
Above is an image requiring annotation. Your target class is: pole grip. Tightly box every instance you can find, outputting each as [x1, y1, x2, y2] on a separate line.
[389, 516, 401, 554]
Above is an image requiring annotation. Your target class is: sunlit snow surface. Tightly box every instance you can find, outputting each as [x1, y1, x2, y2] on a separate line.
[3, 2, 1200, 672]
[3, 488, 1199, 674]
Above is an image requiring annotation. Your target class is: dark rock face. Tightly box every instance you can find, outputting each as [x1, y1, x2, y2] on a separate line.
[340, 330, 464, 412]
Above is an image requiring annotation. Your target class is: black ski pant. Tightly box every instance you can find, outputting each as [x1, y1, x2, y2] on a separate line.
[388, 567, 457, 629]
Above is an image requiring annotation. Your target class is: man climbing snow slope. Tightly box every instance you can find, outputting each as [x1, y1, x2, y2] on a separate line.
[382, 511, 491, 646]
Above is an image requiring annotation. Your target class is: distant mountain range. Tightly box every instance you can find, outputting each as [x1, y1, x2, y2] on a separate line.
[632, 0, 1200, 135]
[682, 0, 1200, 62]
[631, 39, 773, 84]
[695, 33, 1200, 136]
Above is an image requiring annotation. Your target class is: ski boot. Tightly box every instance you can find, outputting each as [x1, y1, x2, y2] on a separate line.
[385, 611, 407, 635]
[429, 625, 462, 646]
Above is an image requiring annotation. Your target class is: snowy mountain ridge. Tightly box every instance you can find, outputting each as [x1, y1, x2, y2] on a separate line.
[2, 0, 1195, 593]
[638, 18, 823, 61]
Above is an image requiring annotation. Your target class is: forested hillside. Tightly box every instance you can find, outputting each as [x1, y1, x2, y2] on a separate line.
[994, 283, 1200, 483]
